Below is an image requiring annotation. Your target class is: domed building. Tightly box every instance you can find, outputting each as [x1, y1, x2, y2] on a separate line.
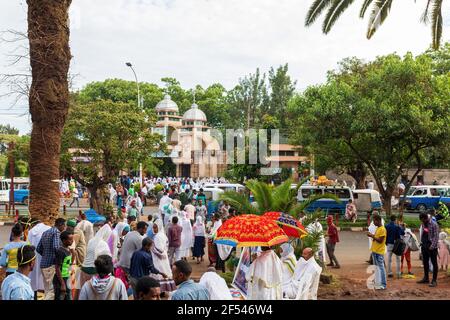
[152, 96, 227, 177]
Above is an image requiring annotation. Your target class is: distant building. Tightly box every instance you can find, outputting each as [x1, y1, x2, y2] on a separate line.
[152, 95, 227, 178]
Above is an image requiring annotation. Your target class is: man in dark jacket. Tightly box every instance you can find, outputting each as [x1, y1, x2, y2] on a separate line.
[417, 212, 440, 287]
[385, 215, 404, 279]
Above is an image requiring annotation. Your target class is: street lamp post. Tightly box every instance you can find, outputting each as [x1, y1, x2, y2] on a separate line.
[126, 62, 143, 186]
[126, 62, 141, 108]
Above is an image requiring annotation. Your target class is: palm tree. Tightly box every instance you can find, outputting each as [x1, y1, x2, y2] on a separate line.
[220, 177, 340, 218]
[305, 0, 445, 50]
[27, 0, 72, 224]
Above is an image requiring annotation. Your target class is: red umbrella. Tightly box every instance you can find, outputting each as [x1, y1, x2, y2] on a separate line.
[263, 211, 308, 238]
[214, 214, 289, 247]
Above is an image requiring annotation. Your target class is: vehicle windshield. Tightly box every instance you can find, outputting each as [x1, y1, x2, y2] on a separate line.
[406, 188, 417, 196]
[301, 188, 323, 198]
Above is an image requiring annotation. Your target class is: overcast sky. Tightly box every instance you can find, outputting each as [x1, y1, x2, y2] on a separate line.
[0, 0, 449, 134]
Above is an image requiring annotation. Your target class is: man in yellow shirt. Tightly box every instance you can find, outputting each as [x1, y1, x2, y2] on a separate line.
[367, 215, 387, 290]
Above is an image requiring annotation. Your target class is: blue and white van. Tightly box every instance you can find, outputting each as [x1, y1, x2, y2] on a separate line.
[0, 178, 30, 205]
[297, 185, 351, 214]
[402, 185, 450, 212]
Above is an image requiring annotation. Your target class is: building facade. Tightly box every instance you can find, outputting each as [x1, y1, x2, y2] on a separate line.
[152, 95, 227, 178]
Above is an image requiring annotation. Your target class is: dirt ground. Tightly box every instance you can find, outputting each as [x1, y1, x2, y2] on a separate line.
[317, 231, 450, 300]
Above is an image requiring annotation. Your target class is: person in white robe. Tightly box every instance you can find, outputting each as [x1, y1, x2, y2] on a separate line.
[159, 192, 173, 221]
[199, 267, 233, 300]
[279, 243, 297, 290]
[282, 248, 322, 300]
[80, 224, 112, 288]
[151, 219, 173, 279]
[108, 183, 117, 204]
[110, 222, 129, 265]
[28, 221, 51, 293]
[306, 219, 327, 264]
[179, 211, 193, 260]
[76, 212, 94, 245]
[245, 247, 283, 300]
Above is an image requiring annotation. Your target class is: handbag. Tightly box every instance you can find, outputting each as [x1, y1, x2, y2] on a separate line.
[392, 238, 406, 256]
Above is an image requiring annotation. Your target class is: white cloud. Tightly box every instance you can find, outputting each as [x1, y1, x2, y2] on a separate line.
[0, 0, 449, 134]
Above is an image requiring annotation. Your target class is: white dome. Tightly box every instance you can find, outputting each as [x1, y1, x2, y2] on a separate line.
[156, 94, 179, 112]
[183, 103, 207, 122]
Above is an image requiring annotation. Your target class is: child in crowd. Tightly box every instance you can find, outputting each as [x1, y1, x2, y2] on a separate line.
[54, 230, 74, 300]
[438, 232, 449, 271]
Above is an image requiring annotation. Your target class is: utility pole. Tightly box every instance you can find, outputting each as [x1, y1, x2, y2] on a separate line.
[8, 142, 15, 215]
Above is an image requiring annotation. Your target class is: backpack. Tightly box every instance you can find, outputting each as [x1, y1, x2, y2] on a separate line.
[407, 233, 420, 252]
[392, 238, 406, 256]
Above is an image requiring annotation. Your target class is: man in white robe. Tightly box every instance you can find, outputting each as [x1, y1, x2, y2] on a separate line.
[279, 243, 297, 290]
[28, 221, 51, 295]
[199, 267, 233, 300]
[245, 247, 283, 300]
[282, 248, 322, 300]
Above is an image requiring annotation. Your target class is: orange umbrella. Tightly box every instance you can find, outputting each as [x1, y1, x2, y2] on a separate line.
[214, 214, 289, 247]
[263, 211, 308, 238]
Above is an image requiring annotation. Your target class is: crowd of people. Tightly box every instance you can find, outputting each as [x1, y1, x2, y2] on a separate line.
[0, 174, 238, 300]
[362, 211, 448, 290]
[0, 211, 236, 300]
[2, 175, 450, 300]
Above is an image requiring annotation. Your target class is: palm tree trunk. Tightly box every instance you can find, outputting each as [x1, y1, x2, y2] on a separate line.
[27, 0, 72, 224]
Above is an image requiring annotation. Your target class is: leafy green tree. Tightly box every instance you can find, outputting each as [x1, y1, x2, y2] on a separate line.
[290, 51, 450, 213]
[305, 0, 446, 49]
[60, 99, 165, 213]
[77, 78, 164, 111]
[0, 125, 20, 154]
[268, 64, 297, 128]
[227, 69, 270, 130]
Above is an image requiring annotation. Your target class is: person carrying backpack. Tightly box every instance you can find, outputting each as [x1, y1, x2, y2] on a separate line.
[400, 223, 419, 276]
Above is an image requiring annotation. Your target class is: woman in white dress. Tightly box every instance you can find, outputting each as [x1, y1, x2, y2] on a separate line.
[151, 219, 176, 293]
[109, 222, 129, 265]
[80, 224, 112, 289]
[179, 211, 193, 260]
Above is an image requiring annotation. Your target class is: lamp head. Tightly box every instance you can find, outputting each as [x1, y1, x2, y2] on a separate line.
[126, 62, 132, 67]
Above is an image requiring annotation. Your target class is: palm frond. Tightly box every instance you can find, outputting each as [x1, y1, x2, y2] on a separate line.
[271, 179, 294, 212]
[290, 193, 341, 218]
[367, 0, 393, 39]
[305, 0, 334, 26]
[420, 0, 432, 23]
[430, 0, 443, 49]
[293, 229, 324, 259]
[323, 0, 357, 34]
[246, 179, 273, 214]
[219, 191, 259, 215]
[359, 0, 374, 18]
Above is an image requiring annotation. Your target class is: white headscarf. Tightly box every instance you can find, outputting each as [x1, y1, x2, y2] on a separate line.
[111, 222, 129, 263]
[83, 224, 112, 268]
[194, 216, 206, 237]
[153, 219, 168, 253]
